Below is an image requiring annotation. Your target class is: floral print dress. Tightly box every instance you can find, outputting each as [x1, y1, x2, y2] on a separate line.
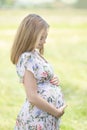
[15, 50, 64, 130]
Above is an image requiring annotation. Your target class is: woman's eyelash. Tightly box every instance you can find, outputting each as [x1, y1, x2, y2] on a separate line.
[40, 35, 47, 40]
[40, 37, 44, 40]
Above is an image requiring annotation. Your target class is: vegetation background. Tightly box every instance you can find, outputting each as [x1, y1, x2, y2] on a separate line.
[0, 0, 87, 130]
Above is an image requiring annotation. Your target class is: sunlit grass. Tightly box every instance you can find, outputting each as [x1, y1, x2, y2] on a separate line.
[0, 8, 87, 130]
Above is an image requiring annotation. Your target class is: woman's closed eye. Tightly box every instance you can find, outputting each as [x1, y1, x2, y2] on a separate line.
[40, 34, 48, 41]
[40, 36, 44, 41]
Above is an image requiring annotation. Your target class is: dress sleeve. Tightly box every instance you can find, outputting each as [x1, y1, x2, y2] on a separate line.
[16, 52, 37, 83]
[24, 53, 35, 75]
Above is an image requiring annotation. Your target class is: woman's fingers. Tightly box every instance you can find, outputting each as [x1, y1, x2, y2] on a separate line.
[50, 76, 60, 86]
[61, 104, 67, 110]
[56, 104, 67, 118]
[57, 104, 67, 117]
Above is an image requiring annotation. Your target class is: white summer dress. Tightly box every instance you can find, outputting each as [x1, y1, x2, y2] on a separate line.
[15, 50, 64, 130]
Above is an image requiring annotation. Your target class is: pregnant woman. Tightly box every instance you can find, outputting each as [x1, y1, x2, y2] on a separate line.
[11, 14, 67, 130]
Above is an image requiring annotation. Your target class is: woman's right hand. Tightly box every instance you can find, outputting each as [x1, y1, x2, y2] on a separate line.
[56, 104, 67, 118]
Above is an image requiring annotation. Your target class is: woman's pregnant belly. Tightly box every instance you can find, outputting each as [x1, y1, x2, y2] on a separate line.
[37, 82, 64, 108]
[17, 82, 64, 120]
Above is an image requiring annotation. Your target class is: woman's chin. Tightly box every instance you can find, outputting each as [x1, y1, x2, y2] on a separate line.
[36, 45, 42, 49]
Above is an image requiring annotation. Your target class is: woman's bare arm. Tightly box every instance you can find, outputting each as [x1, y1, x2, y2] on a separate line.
[23, 70, 66, 118]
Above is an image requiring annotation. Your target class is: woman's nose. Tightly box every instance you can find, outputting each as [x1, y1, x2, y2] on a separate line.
[43, 39, 46, 44]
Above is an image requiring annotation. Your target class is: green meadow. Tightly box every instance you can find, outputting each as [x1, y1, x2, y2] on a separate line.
[0, 8, 87, 130]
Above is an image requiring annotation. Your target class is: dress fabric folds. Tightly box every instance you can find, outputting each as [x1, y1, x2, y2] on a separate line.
[15, 50, 64, 130]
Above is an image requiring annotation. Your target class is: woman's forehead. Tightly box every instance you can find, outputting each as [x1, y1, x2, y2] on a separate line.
[41, 29, 48, 36]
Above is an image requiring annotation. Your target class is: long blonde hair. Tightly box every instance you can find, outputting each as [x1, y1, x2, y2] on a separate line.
[11, 14, 49, 64]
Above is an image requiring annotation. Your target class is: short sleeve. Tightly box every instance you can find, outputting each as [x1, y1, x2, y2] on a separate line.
[24, 53, 35, 74]
[16, 52, 36, 82]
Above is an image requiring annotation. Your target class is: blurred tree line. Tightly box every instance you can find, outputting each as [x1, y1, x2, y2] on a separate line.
[0, 0, 14, 7]
[74, 0, 87, 8]
[0, 0, 87, 9]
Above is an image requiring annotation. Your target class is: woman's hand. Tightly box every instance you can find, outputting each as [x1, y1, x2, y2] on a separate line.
[56, 104, 67, 118]
[50, 75, 60, 86]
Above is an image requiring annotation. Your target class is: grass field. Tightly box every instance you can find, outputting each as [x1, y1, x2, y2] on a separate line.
[0, 8, 87, 130]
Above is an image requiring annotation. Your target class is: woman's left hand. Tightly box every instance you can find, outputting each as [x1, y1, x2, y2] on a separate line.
[50, 75, 60, 86]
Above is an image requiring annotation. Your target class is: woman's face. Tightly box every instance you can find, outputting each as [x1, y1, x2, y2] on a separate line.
[36, 29, 48, 49]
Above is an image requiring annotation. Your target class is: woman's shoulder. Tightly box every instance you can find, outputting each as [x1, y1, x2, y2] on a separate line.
[17, 51, 34, 65]
[20, 51, 35, 60]
[21, 51, 33, 57]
